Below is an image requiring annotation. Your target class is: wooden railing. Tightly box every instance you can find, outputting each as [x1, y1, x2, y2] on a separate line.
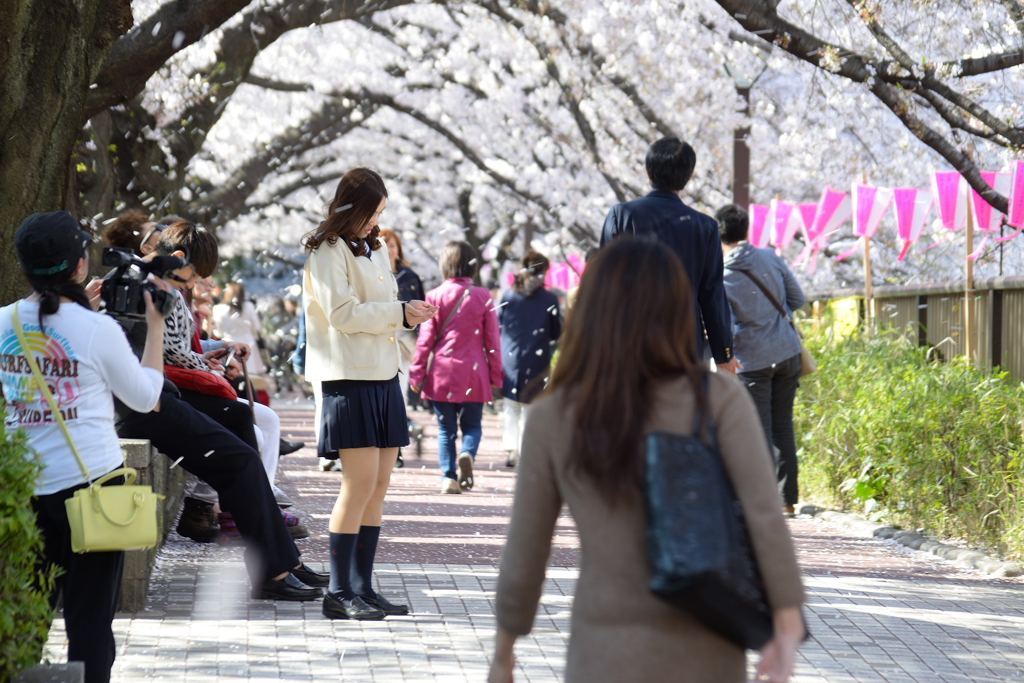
[805, 276, 1024, 382]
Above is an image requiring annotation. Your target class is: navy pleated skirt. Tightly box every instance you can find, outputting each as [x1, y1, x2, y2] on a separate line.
[318, 375, 410, 457]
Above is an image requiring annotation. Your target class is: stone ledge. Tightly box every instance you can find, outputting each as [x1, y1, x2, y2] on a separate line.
[797, 504, 1024, 578]
[118, 439, 185, 612]
[14, 662, 84, 683]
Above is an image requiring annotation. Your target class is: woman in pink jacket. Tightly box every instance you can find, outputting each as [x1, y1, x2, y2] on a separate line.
[410, 241, 502, 494]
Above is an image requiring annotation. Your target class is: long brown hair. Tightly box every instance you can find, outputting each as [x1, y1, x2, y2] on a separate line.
[378, 228, 408, 268]
[303, 168, 388, 256]
[548, 236, 706, 503]
[225, 282, 246, 314]
[512, 249, 549, 293]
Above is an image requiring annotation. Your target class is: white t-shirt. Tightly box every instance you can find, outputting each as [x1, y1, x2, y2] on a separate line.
[0, 300, 163, 495]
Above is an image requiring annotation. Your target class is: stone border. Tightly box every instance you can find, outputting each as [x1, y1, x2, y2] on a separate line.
[797, 504, 1024, 578]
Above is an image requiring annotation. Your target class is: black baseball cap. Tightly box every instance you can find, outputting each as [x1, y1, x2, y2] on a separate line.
[15, 211, 92, 277]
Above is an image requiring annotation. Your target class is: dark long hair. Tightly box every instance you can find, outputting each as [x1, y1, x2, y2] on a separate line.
[512, 250, 549, 293]
[547, 236, 706, 503]
[303, 168, 388, 256]
[225, 283, 245, 314]
[23, 262, 91, 332]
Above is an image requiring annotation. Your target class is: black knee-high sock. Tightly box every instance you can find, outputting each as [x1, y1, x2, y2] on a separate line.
[328, 532, 359, 598]
[351, 526, 381, 596]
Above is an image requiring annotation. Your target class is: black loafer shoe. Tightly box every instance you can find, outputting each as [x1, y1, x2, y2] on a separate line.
[253, 573, 321, 601]
[279, 438, 305, 456]
[291, 563, 329, 588]
[360, 590, 409, 615]
[322, 593, 385, 620]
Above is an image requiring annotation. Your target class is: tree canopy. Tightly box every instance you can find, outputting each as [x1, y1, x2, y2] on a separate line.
[2, 0, 1022, 302]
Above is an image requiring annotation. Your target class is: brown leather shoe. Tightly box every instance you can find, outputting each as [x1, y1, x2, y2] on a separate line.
[176, 497, 219, 543]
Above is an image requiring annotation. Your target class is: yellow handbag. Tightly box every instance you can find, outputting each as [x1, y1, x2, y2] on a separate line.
[11, 304, 161, 553]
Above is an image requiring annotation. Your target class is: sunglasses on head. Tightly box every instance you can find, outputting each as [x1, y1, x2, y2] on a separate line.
[140, 224, 166, 248]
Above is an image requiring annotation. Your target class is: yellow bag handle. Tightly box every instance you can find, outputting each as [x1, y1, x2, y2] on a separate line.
[10, 303, 90, 481]
[89, 468, 147, 526]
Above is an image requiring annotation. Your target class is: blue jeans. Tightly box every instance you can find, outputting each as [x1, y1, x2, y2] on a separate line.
[433, 401, 483, 480]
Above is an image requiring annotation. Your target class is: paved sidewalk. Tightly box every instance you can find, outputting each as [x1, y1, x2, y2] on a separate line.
[41, 397, 1024, 682]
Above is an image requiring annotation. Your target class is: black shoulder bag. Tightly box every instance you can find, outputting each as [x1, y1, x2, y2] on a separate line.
[644, 378, 774, 650]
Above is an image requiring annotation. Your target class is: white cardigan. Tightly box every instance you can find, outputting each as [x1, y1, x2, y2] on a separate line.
[302, 237, 405, 382]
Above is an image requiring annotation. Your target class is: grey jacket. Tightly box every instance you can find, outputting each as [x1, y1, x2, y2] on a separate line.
[722, 243, 806, 372]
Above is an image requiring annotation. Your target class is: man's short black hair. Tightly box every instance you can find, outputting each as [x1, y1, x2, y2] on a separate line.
[715, 204, 749, 244]
[645, 137, 697, 192]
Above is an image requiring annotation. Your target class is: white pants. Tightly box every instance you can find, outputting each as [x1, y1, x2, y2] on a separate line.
[502, 399, 527, 453]
[191, 398, 282, 504]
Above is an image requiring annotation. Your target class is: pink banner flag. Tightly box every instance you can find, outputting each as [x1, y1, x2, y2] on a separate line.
[767, 199, 801, 250]
[930, 171, 968, 230]
[835, 184, 892, 262]
[853, 184, 892, 237]
[996, 160, 1024, 243]
[795, 187, 851, 273]
[748, 203, 770, 248]
[970, 171, 1011, 232]
[892, 188, 934, 261]
[566, 252, 586, 276]
[545, 262, 582, 291]
[791, 203, 819, 267]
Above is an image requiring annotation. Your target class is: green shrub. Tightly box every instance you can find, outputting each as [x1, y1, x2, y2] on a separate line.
[0, 422, 59, 683]
[795, 320, 1024, 561]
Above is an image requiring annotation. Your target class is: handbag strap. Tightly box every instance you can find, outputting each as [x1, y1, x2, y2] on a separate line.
[10, 302, 90, 481]
[432, 286, 474, 350]
[690, 374, 718, 450]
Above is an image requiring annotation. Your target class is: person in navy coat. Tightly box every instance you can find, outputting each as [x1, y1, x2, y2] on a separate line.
[599, 136, 739, 373]
[498, 250, 561, 466]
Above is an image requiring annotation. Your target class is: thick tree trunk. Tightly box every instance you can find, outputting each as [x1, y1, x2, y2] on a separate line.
[0, 0, 130, 305]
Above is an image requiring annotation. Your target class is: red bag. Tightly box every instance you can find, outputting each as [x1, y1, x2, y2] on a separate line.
[164, 365, 238, 401]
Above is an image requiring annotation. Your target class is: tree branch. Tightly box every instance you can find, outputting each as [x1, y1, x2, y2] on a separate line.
[849, 0, 1024, 147]
[480, 0, 628, 203]
[86, 0, 253, 117]
[188, 97, 377, 225]
[711, 0, 1010, 213]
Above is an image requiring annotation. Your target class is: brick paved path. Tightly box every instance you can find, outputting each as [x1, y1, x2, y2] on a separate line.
[42, 397, 1024, 682]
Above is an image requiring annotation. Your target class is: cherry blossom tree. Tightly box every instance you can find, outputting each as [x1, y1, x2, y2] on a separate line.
[4, 0, 1022, 303]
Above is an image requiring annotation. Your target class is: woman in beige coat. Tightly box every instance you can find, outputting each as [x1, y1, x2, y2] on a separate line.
[490, 237, 805, 683]
[303, 168, 437, 621]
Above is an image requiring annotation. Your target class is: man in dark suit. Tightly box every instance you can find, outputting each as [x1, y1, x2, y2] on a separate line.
[600, 136, 739, 373]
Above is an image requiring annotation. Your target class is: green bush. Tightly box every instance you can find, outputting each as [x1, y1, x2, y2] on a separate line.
[795, 321, 1024, 561]
[0, 422, 59, 683]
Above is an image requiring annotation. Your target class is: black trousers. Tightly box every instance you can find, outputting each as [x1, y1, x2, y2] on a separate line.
[738, 353, 802, 506]
[32, 474, 126, 683]
[116, 391, 299, 585]
[177, 388, 259, 451]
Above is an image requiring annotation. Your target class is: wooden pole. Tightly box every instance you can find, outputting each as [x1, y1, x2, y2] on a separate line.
[964, 185, 975, 363]
[861, 173, 873, 334]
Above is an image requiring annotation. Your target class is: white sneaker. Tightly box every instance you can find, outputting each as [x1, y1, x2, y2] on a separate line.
[441, 478, 462, 494]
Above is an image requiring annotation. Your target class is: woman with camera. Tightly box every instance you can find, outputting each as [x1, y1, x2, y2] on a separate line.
[303, 168, 438, 620]
[0, 212, 171, 683]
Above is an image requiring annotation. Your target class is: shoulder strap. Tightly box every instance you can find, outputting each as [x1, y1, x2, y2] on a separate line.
[433, 286, 474, 348]
[10, 303, 90, 481]
[689, 373, 718, 449]
[733, 268, 789, 321]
